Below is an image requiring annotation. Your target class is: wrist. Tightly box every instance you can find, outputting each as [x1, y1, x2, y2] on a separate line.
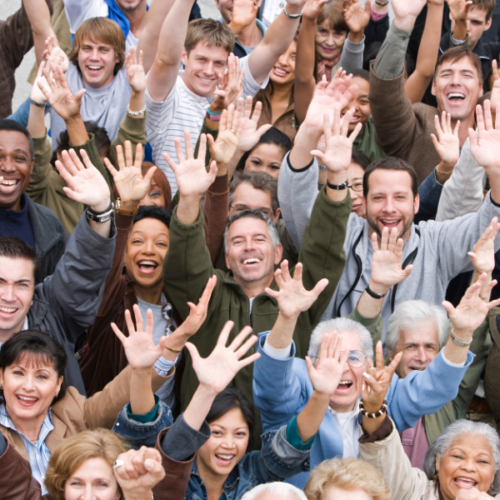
[285, 2, 303, 15]
[228, 19, 246, 35]
[326, 170, 348, 186]
[216, 162, 229, 176]
[312, 389, 334, 402]
[119, 200, 140, 212]
[90, 198, 112, 213]
[122, 490, 154, 500]
[64, 114, 83, 127]
[437, 160, 456, 173]
[278, 310, 300, 322]
[131, 367, 153, 376]
[367, 280, 391, 296]
[349, 30, 365, 43]
[209, 100, 225, 114]
[179, 193, 203, 206]
[393, 16, 416, 31]
[450, 327, 473, 341]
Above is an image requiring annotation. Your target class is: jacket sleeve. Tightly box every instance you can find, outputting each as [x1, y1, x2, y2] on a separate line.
[435, 138, 485, 222]
[414, 170, 443, 224]
[338, 36, 364, 73]
[359, 419, 430, 500]
[253, 333, 309, 432]
[387, 350, 474, 432]
[26, 134, 54, 195]
[39, 212, 117, 342]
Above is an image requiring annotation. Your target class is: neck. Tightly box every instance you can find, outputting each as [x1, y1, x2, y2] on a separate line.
[329, 400, 357, 413]
[0, 197, 23, 212]
[134, 282, 163, 305]
[234, 274, 274, 299]
[122, 1, 147, 37]
[0, 319, 25, 343]
[6, 405, 46, 442]
[236, 21, 262, 48]
[270, 80, 294, 101]
[196, 456, 229, 500]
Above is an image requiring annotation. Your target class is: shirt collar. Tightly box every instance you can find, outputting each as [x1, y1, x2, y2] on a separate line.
[0, 404, 54, 445]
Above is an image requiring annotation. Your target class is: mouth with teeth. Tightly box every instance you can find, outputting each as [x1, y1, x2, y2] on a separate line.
[214, 453, 235, 467]
[137, 259, 159, 275]
[273, 66, 290, 78]
[336, 380, 353, 392]
[454, 477, 477, 489]
[378, 219, 401, 230]
[16, 394, 39, 408]
[0, 179, 19, 193]
[447, 92, 466, 102]
[241, 257, 262, 266]
[86, 65, 103, 74]
[0, 305, 18, 318]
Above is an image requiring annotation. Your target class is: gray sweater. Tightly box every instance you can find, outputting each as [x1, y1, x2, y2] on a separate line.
[278, 151, 500, 339]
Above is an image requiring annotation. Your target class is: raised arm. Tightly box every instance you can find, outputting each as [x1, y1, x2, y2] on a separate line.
[405, 0, 445, 104]
[146, 0, 195, 102]
[340, 0, 371, 73]
[446, 0, 472, 42]
[23, 0, 55, 66]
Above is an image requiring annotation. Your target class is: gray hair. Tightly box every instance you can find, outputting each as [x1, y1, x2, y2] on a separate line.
[386, 300, 449, 352]
[307, 317, 373, 360]
[240, 482, 307, 500]
[223, 209, 280, 253]
[423, 419, 500, 494]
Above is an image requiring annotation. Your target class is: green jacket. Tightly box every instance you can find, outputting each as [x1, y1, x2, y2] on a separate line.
[163, 186, 351, 434]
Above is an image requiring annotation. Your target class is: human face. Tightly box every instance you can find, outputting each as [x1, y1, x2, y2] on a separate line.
[432, 56, 483, 122]
[342, 77, 371, 132]
[451, 8, 492, 51]
[436, 434, 496, 500]
[124, 218, 169, 289]
[328, 331, 369, 413]
[315, 20, 347, 63]
[365, 169, 419, 243]
[323, 485, 373, 500]
[215, 0, 262, 24]
[139, 180, 166, 208]
[181, 42, 229, 97]
[347, 162, 365, 217]
[270, 40, 296, 86]
[77, 38, 120, 89]
[0, 357, 63, 426]
[229, 182, 280, 222]
[389, 319, 440, 379]
[64, 457, 119, 500]
[0, 257, 35, 343]
[225, 217, 282, 289]
[244, 144, 285, 180]
[0, 131, 33, 211]
[196, 408, 249, 478]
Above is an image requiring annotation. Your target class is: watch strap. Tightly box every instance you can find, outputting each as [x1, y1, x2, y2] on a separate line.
[326, 179, 349, 190]
[365, 284, 387, 299]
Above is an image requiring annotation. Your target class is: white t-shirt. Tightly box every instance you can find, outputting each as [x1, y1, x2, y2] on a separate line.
[329, 404, 361, 459]
[262, 0, 286, 28]
[145, 56, 268, 196]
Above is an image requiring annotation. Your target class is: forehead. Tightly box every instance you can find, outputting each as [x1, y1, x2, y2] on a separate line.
[189, 41, 229, 61]
[210, 407, 248, 428]
[80, 37, 114, 50]
[324, 329, 362, 351]
[228, 217, 270, 239]
[399, 318, 440, 344]
[233, 182, 273, 208]
[0, 130, 30, 152]
[468, 7, 488, 22]
[367, 169, 413, 193]
[436, 56, 480, 77]
[448, 434, 494, 456]
[0, 256, 35, 281]
[351, 76, 370, 95]
[250, 143, 285, 163]
[131, 217, 169, 236]
[71, 457, 115, 480]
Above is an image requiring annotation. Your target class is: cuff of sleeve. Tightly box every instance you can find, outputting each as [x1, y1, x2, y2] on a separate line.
[208, 173, 229, 194]
[287, 151, 315, 173]
[451, 34, 467, 45]
[126, 394, 160, 423]
[154, 356, 177, 377]
[490, 192, 500, 207]
[286, 415, 316, 450]
[441, 349, 466, 367]
[359, 415, 393, 443]
[263, 338, 293, 360]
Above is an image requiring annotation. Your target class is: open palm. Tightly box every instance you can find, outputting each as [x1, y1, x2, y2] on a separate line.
[344, 0, 371, 33]
[470, 101, 500, 171]
[392, 0, 427, 19]
[468, 218, 500, 275]
[125, 46, 146, 94]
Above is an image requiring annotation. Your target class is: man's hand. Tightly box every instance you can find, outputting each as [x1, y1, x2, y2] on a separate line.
[392, 0, 427, 30]
[265, 261, 329, 319]
[431, 111, 460, 173]
[31, 62, 50, 106]
[186, 321, 260, 396]
[235, 97, 272, 153]
[343, 0, 371, 41]
[468, 217, 500, 276]
[211, 54, 244, 113]
[229, 0, 259, 35]
[43, 35, 69, 73]
[55, 149, 111, 212]
[469, 100, 500, 171]
[303, 0, 328, 20]
[39, 63, 85, 122]
[446, 0, 473, 22]
[126, 46, 147, 95]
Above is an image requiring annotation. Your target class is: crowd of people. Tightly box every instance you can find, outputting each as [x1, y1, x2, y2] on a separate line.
[1, 0, 500, 498]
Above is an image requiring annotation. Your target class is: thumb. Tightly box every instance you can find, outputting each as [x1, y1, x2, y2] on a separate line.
[144, 458, 155, 471]
[403, 264, 413, 277]
[185, 342, 202, 365]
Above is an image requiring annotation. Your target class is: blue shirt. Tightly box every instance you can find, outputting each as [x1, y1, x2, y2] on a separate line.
[0, 192, 36, 249]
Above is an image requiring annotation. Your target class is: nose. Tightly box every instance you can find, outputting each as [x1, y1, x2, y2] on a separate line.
[82, 486, 96, 500]
[383, 198, 396, 213]
[22, 373, 36, 392]
[461, 457, 477, 473]
[414, 346, 428, 363]
[1, 284, 16, 302]
[0, 157, 15, 173]
[276, 53, 288, 67]
[243, 237, 256, 251]
[143, 239, 155, 254]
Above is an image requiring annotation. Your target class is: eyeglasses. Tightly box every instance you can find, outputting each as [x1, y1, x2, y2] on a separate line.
[161, 303, 176, 337]
[348, 182, 363, 192]
[230, 205, 274, 219]
[311, 350, 366, 367]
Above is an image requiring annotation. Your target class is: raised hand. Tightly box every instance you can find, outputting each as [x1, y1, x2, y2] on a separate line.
[212, 53, 244, 112]
[311, 107, 362, 173]
[114, 447, 165, 496]
[362, 341, 402, 414]
[186, 321, 260, 395]
[55, 149, 111, 212]
[43, 35, 69, 73]
[104, 141, 155, 209]
[490, 59, 500, 109]
[229, 0, 259, 34]
[468, 217, 500, 276]
[39, 63, 85, 121]
[306, 332, 347, 396]
[469, 100, 500, 171]
[431, 111, 460, 171]
[455, 487, 495, 500]
[369, 227, 413, 295]
[303, 0, 328, 19]
[111, 305, 167, 371]
[446, 0, 473, 22]
[208, 104, 245, 166]
[163, 132, 217, 198]
[125, 46, 146, 94]
[343, 0, 371, 36]
[392, 0, 427, 29]
[265, 261, 329, 319]
[31, 62, 50, 106]
[236, 97, 272, 153]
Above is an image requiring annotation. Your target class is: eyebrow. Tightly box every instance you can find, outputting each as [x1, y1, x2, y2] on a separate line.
[131, 230, 169, 237]
[0, 277, 33, 284]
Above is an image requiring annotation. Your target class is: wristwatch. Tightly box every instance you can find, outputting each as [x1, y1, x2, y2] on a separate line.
[115, 198, 139, 216]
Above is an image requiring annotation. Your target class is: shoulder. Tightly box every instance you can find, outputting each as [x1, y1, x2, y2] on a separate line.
[51, 387, 86, 418]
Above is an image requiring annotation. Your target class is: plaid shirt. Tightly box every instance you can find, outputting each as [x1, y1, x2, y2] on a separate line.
[0, 404, 53, 495]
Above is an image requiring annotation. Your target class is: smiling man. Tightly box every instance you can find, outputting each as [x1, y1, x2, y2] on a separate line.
[0, 120, 66, 282]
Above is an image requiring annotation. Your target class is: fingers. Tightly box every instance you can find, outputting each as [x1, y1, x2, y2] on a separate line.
[163, 152, 179, 174]
[375, 341, 384, 371]
[132, 304, 145, 334]
[237, 351, 261, 369]
[198, 134, 208, 162]
[143, 163, 157, 187]
[104, 157, 119, 178]
[228, 325, 254, 352]
[370, 231, 379, 253]
[198, 275, 217, 308]
[348, 122, 363, 143]
[184, 130, 194, 159]
[281, 259, 293, 282]
[111, 321, 127, 344]
[124, 140, 133, 168]
[145, 308, 154, 337]
[234, 332, 258, 359]
[124, 308, 136, 336]
[216, 320, 235, 348]
[311, 278, 330, 298]
[384, 351, 402, 379]
[185, 342, 202, 366]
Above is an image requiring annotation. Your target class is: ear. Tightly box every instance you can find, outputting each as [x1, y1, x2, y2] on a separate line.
[485, 17, 493, 31]
[225, 251, 231, 271]
[273, 208, 281, 223]
[0, 368, 4, 386]
[387, 348, 394, 362]
[56, 375, 64, 395]
[274, 243, 283, 265]
[431, 79, 437, 96]
[413, 193, 420, 215]
[181, 47, 189, 67]
[435, 454, 441, 472]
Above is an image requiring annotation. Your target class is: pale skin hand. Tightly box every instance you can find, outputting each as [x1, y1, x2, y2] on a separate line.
[265, 260, 329, 320]
[431, 111, 460, 171]
[125, 47, 147, 94]
[491, 59, 500, 109]
[391, 0, 427, 30]
[229, 0, 259, 34]
[30, 62, 49, 105]
[185, 321, 260, 396]
[302, 0, 328, 20]
[42, 35, 69, 73]
[446, 0, 473, 23]
[235, 96, 272, 153]
[343, 0, 371, 39]
[455, 487, 495, 500]
[468, 217, 500, 277]
[469, 101, 500, 171]
[211, 53, 244, 113]
[104, 142, 156, 211]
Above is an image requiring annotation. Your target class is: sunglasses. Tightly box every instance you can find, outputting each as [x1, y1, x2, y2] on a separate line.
[161, 303, 176, 337]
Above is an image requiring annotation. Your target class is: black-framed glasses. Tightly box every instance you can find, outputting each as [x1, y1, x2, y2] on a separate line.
[161, 302, 176, 337]
[348, 182, 363, 192]
[230, 204, 274, 218]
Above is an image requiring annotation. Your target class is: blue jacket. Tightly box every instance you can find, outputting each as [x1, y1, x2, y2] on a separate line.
[253, 332, 474, 487]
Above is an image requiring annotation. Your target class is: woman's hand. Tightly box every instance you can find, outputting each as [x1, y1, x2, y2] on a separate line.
[235, 96, 272, 153]
[104, 141, 155, 211]
[112, 305, 167, 372]
[455, 487, 495, 500]
[211, 53, 243, 112]
[186, 321, 260, 396]
[31, 62, 50, 105]
[303, 0, 328, 20]
[265, 260, 329, 320]
[343, 0, 371, 39]
[114, 447, 165, 500]
[125, 47, 146, 95]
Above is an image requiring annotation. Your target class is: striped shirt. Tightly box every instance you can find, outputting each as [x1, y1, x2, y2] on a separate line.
[146, 56, 268, 196]
[0, 404, 53, 495]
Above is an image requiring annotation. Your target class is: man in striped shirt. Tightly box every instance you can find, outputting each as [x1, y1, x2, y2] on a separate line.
[145, 0, 307, 197]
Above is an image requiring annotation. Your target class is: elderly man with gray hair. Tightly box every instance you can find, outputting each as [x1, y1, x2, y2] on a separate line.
[253, 227, 481, 488]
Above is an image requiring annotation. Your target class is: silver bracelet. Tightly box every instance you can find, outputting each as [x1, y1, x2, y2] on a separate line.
[283, 4, 303, 18]
[127, 104, 146, 116]
[449, 329, 472, 347]
[318, 164, 327, 171]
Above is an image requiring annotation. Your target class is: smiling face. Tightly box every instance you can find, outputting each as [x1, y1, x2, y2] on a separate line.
[229, 182, 280, 222]
[315, 20, 347, 63]
[115, 0, 145, 13]
[450, 7, 492, 51]
[64, 457, 119, 500]
[0, 257, 35, 343]
[0, 355, 63, 427]
[0, 130, 34, 211]
[124, 218, 169, 289]
[244, 144, 285, 180]
[181, 41, 229, 97]
[436, 434, 496, 500]
[347, 162, 365, 218]
[432, 55, 483, 122]
[77, 38, 120, 89]
[365, 169, 419, 243]
[196, 407, 249, 478]
[342, 77, 371, 132]
[270, 40, 297, 86]
[389, 319, 440, 379]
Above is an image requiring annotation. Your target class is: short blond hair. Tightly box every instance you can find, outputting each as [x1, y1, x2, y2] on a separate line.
[45, 429, 129, 500]
[185, 19, 235, 56]
[305, 458, 391, 500]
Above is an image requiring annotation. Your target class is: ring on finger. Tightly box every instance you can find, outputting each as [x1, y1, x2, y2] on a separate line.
[113, 460, 125, 469]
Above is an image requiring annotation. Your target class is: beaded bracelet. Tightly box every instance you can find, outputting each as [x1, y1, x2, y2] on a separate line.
[359, 399, 388, 419]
